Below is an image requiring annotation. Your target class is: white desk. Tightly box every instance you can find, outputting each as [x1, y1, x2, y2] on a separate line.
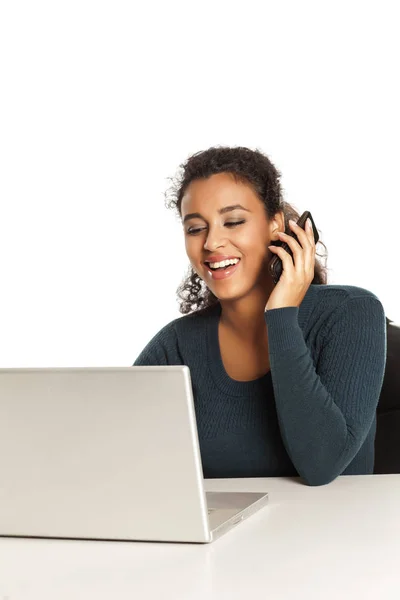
[0, 474, 399, 600]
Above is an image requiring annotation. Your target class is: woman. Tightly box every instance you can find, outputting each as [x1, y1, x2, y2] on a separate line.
[134, 146, 387, 486]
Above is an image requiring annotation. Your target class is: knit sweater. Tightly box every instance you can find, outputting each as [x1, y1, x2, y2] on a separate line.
[133, 284, 387, 486]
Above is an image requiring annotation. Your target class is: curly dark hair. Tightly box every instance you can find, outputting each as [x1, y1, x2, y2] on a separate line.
[165, 145, 329, 315]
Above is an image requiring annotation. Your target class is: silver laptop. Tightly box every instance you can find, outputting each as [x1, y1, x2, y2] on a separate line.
[0, 366, 268, 543]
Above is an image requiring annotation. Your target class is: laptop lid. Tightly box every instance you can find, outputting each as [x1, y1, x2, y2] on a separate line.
[0, 366, 211, 542]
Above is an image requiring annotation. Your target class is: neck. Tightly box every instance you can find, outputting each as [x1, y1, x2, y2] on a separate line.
[219, 287, 273, 340]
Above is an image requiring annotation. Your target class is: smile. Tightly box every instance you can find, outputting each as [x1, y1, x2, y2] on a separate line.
[205, 259, 241, 280]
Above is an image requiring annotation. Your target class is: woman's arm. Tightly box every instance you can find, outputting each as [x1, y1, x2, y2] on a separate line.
[265, 295, 386, 486]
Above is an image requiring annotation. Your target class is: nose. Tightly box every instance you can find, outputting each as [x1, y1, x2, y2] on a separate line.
[203, 227, 227, 252]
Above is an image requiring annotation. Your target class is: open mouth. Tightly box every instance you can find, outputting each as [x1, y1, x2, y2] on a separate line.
[204, 258, 241, 280]
[205, 259, 241, 272]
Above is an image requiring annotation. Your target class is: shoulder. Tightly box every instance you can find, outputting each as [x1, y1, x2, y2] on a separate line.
[309, 283, 386, 336]
[132, 316, 182, 366]
[133, 305, 217, 366]
[173, 303, 218, 331]
[312, 283, 382, 304]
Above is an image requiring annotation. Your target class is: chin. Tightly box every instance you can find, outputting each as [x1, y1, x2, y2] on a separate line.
[208, 283, 252, 301]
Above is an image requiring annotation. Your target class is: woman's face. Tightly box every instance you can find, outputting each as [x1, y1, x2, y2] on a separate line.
[181, 172, 283, 302]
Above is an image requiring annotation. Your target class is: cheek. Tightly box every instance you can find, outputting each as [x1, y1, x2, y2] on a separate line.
[239, 232, 268, 256]
[184, 234, 192, 250]
[185, 234, 206, 254]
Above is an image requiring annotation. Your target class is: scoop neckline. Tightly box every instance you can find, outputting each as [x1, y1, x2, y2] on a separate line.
[204, 285, 316, 396]
[206, 303, 272, 397]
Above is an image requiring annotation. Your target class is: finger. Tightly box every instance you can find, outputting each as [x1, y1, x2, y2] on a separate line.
[268, 245, 296, 272]
[305, 218, 317, 247]
[276, 233, 305, 270]
[306, 218, 316, 242]
[289, 219, 314, 249]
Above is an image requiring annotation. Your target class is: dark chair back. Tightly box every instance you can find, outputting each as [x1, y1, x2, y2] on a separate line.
[374, 318, 400, 474]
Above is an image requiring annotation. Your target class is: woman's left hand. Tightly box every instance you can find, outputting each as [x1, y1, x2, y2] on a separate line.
[265, 218, 316, 311]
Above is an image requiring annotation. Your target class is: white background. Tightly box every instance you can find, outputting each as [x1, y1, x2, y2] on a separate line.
[1, 0, 398, 368]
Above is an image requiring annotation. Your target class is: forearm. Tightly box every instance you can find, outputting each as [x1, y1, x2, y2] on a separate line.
[266, 303, 385, 486]
[269, 341, 364, 485]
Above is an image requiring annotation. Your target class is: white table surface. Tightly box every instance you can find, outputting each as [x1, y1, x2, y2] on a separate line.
[1, 474, 399, 600]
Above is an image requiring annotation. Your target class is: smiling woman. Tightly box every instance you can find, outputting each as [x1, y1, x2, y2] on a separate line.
[134, 145, 387, 486]
[164, 146, 328, 314]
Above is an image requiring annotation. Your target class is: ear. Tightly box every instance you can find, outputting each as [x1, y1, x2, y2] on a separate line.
[271, 211, 285, 238]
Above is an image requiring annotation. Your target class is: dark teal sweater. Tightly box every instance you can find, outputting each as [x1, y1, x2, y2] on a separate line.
[133, 284, 387, 486]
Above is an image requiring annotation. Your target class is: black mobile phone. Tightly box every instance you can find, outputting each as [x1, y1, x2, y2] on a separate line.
[268, 211, 319, 284]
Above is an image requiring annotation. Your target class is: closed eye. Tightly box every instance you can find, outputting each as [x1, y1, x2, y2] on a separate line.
[187, 220, 246, 235]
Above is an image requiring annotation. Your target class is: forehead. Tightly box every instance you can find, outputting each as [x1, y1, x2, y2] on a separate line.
[181, 172, 261, 214]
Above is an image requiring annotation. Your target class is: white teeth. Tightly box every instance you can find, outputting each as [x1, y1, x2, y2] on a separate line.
[208, 258, 240, 269]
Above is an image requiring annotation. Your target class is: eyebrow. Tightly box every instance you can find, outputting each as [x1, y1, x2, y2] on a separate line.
[183, 204, 251, 224]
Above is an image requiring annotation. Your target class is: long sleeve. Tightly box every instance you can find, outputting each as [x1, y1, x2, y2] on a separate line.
[265, 295, 387, 486]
